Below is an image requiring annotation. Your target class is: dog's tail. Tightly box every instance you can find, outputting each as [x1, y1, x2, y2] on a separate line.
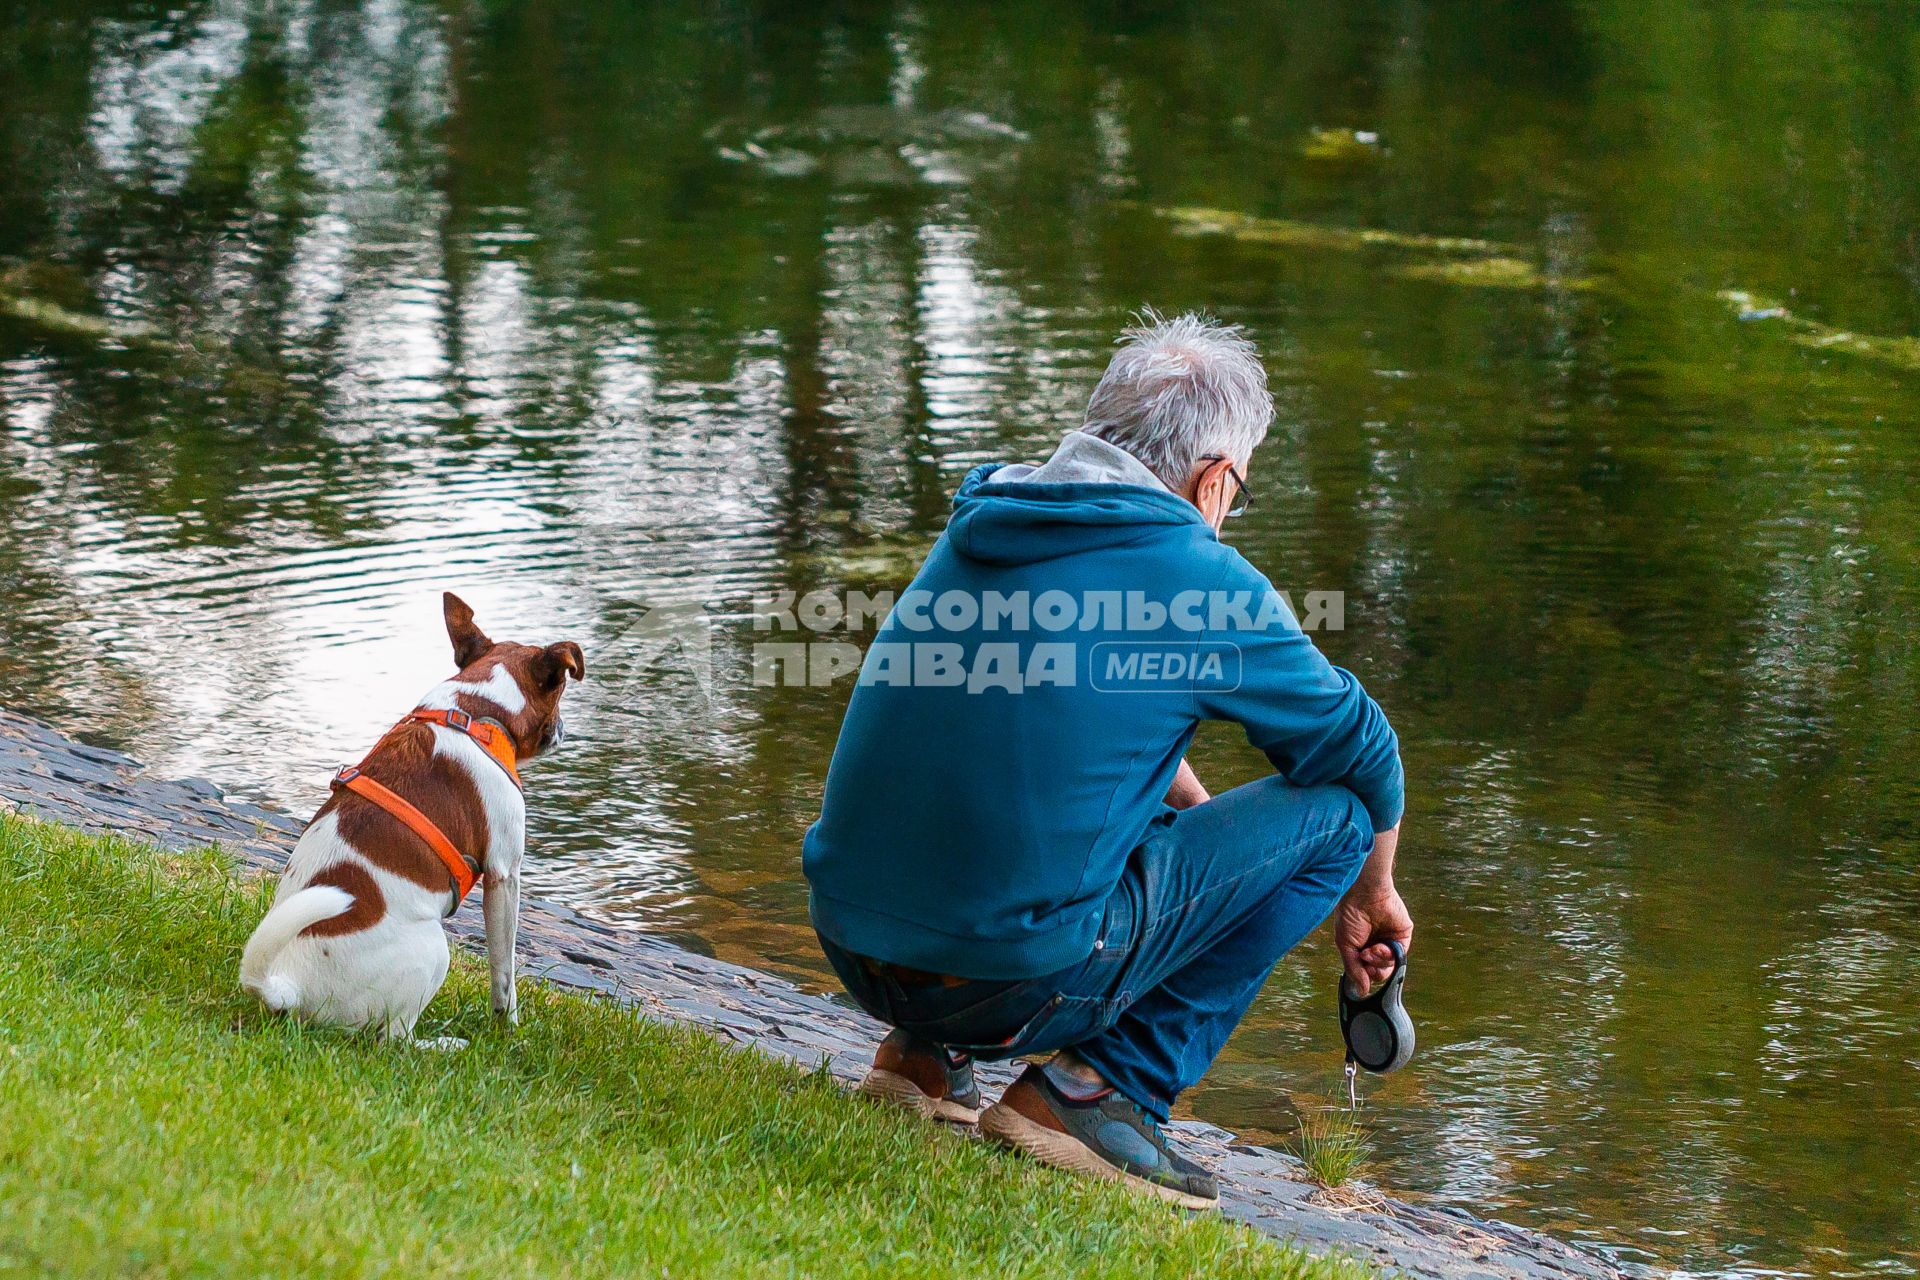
[239, 885, 354, 1011]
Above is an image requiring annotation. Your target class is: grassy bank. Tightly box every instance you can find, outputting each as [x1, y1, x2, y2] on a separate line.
[0, 814, 1372, 1279]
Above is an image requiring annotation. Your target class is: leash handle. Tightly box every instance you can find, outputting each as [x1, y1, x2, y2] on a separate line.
[1339, 938, 1415, 1074]
[1338, 937, 1405, 1005]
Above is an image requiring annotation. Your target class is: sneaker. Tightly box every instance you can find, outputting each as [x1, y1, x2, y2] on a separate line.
[855, 1028, 985, 1125]
[979, 1064, 1220, 1209]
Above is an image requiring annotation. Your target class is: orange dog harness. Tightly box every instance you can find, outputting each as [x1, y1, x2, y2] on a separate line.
[330, 708, 522, 911]
[404, 708, 521, 787]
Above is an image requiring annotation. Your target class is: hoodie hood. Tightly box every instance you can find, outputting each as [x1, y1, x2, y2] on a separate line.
[987, 430, 1170, 491]
[947, 431, 1208, 567]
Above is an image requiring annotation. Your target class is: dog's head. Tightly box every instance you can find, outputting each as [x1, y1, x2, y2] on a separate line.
[441, 592, 586, 760]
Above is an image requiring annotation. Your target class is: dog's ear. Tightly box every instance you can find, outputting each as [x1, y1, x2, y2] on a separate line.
[443, 593, 493, 670]
[533, 641, 586, 690]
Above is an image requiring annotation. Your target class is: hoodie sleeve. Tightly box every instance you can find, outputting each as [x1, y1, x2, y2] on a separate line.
[1195, 556, 1404, 831]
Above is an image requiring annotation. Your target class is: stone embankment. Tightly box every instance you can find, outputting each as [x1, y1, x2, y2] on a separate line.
[0, 706, 1635, 1280]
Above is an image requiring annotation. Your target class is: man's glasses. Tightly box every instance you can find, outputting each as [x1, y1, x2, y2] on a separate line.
[1198, 454, 1254, 517]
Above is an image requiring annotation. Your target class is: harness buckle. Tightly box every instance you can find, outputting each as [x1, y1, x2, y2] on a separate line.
[333, 765, 361, 786]
[442, 708, 473, 733]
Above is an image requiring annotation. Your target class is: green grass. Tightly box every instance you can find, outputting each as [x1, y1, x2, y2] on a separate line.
[1287, 1107, 1372, 1190]
[0, 814, 1376, 1279]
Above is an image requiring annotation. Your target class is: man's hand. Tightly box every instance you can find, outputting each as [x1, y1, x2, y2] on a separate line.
[1333, 824, 1411, 995]
[1164, 758, 1210, 810]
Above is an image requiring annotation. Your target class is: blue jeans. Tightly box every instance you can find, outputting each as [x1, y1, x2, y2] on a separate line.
[818, 776, 1375, 1121]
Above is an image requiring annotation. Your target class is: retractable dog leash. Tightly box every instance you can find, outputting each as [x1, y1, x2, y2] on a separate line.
[1339, 938, 1415, 1107]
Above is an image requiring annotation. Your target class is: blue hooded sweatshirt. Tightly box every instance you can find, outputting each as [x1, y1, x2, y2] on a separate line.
[803, 433, 1403, 980]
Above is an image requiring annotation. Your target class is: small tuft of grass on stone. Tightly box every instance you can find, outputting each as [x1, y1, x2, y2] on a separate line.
[1288, 1104, 1372, 1190]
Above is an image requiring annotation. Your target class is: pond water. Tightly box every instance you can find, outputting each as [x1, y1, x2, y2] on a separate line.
[3, 1, 1918, 1273]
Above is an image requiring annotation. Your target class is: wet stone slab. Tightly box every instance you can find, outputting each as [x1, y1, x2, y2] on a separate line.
[0, 705, 1637, 1280]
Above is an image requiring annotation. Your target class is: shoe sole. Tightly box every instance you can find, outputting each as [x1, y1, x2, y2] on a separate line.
[978, 1101, 1220, 1211]
[857, 1068, 984, 1125]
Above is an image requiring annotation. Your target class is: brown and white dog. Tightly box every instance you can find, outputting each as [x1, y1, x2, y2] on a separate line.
[239, 593, 584, 1042]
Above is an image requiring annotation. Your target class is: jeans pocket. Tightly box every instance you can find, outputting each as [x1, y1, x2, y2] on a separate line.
[900, 977, 1048, 1049]
[978, 992, 1119, 1059]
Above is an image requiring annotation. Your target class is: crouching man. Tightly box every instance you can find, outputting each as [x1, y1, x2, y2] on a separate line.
[802, 312, 1409, 1209]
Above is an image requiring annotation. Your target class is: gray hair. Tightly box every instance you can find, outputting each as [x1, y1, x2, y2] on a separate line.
[1080, 309, 1274, 489]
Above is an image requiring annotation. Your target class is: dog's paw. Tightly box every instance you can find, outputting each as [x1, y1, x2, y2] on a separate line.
[411, 1035, 470, 1052]
[493, 1005, 520, 1027]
